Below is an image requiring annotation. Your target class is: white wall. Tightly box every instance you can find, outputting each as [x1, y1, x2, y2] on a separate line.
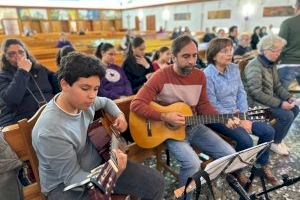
[122, 0, 295, 33]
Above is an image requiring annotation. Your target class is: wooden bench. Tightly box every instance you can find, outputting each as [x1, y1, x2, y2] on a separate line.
[3, 106, 46, 200]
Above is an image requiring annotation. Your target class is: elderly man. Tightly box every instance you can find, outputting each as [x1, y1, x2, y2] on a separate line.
[278, 0, 300, 89]
[233, 33, 256, 64]
[243, 34, 299, 156]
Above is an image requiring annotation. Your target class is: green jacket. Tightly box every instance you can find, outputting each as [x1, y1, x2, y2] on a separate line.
[243, 56, 292, 108]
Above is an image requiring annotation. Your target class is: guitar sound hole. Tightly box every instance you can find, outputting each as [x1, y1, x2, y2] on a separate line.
[165, 123, 180, 130]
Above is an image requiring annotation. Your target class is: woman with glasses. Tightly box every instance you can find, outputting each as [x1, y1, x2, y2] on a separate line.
[243, 34, 299, 156]
[0, 39, 58, 128]
[203, 38, 277, 185]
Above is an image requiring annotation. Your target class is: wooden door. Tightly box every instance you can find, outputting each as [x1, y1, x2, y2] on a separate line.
[40, 20, 51, 33]
[51, 21, 62, 32]
[31, 21, 41, 33]
[114, 19, 122, 31]
[146, 15, 155, 31]
[92, 20, 102, 31]
[101, 20, 114, 31]
[61, 21, 69, 32]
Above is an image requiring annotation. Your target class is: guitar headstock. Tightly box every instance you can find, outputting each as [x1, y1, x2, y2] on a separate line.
[89, 159, 118, 198]
[247, 106, 273, 122]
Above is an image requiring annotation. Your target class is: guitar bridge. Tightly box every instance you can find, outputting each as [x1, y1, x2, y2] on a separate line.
[146, 119, 152, 137]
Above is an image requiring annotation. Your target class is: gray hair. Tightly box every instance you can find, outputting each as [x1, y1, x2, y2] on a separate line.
[238, 32, 250, 41]
[257, 34, 287, 55]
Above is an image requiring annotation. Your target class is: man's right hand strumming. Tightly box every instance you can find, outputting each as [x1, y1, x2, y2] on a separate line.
[161, 112, 185, 127]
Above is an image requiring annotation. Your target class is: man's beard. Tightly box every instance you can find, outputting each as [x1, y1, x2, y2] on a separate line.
[179, 66, 193, 75]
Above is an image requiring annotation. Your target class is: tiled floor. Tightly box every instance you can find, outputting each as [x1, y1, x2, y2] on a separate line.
[146, 96, 300, 200]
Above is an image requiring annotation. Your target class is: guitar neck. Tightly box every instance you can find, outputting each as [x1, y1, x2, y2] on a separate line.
[185, 113, 247, 125]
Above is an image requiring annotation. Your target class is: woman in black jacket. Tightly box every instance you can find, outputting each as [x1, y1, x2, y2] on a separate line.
[250, 26, 261, 50]
[0, 39, 58, 127]
[122, 36, 154, 94]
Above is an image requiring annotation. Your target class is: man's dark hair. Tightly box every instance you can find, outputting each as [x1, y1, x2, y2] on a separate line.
[206, 38, 233, 65]
[229, 26, 237, 34]
[57, 52, 105, 86]
[171, 34, 195, 56]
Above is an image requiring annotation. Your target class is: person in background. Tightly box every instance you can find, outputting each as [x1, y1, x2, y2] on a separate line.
[171, 27, 180, 39]
[277, 0, 300, 89]
[212, 26, 218, 37]
[250, 26, 261, 50]
[56, 46, 76, 69]
[120, 29, 134, 51]
[0, 39, 58, 128]
[152, 46, 171, 71]
[202, 27, 216, 43]
[95, 43, 132, 100]
[228, 26, 238, 48]
[32, 52, 165, 200]
[56, 32, 72, 48]
[204, 38, 277, 185]
[259, 26, 268, 38]
[243, 34, 299, 156]
[268, 24, 274, 35]
[217, 29, 226, 38]
[233, 33, 256, 64]
[122, 36, 154, 94]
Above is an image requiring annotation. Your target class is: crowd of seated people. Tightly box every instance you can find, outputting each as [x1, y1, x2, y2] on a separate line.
[1, 16, 300, 200]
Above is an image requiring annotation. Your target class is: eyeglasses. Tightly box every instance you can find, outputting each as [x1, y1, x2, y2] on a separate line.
[6, 50, 25, 58]
[267, 48, 282, 54]
[219, 48, 234, 55]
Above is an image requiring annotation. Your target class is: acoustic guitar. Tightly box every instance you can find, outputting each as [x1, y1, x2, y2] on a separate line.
[129, 101, 271, 149]
[64, 116, 128, 199]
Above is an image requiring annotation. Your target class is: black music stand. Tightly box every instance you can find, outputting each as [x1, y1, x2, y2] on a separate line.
[174, 142, 272, 199]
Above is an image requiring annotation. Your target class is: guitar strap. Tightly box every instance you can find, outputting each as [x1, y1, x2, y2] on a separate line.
[183, 170, 215, 200]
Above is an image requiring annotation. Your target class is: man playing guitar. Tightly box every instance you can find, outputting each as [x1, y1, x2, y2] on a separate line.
[131, 35, 239, 200]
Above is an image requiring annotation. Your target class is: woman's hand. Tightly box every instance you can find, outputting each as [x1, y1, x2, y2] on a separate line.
[17, 57, 32, 72]
[136, 56, 150, 68]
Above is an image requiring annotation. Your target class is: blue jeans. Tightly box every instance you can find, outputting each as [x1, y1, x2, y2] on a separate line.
[207, 122, 274, 166]
[165, 124, 235, 187]
[270, 105, 299, 143]
[47, 161, 165, 200]
[278, 66, 300, 88]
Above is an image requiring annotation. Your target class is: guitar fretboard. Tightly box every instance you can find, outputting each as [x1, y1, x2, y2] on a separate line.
[185, 113, 247, 125]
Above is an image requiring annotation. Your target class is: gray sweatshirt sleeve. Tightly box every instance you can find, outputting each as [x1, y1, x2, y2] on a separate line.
[36, 131, 89, 186]
[93, 97, 122, 117]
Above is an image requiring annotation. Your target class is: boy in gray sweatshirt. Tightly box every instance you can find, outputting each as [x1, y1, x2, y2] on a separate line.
[32, 52, 164, 200]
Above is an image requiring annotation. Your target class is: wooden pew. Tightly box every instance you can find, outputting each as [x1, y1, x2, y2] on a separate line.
[2, 124, 44, 200]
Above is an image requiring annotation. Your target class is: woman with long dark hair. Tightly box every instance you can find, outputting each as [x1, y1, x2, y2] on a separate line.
[122, 36, 154, 93]
[250, 26, 261, 50]
[0, 39, 58, 127]
[95, 42, 132, 99]
[152, 46, 171, 71]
